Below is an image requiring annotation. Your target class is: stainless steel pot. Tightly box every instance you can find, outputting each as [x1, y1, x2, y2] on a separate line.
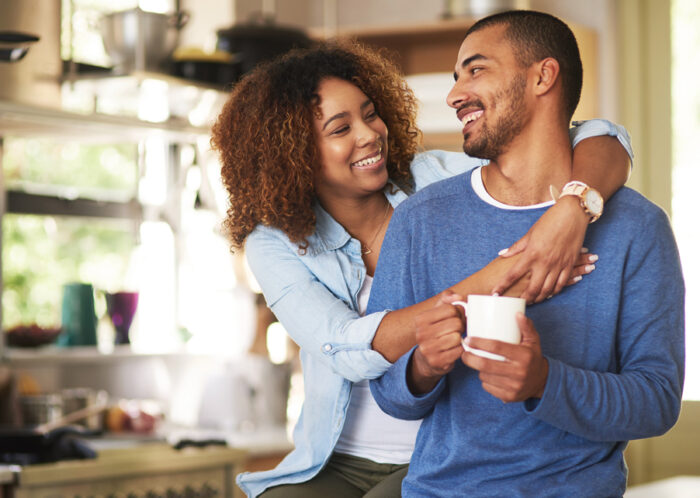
[100, 8, 189, 73]
[19, 394, 63, 426]
[61, 388, 108, 431]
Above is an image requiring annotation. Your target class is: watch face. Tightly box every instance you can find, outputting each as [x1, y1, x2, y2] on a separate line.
[584, 189, 604, 215]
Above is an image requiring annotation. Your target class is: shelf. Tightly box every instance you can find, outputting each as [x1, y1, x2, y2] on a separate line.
[5, 345, 190, 365]
[0, 100, 212, 142]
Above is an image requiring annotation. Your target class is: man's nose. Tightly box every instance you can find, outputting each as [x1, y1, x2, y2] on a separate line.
[447, 78, 469, 110]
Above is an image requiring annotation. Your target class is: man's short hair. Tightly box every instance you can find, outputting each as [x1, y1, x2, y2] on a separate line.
[465, 10, 583, 120]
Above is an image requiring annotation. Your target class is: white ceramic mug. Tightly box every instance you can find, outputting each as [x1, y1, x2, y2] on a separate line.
[451, 294, 526, 361]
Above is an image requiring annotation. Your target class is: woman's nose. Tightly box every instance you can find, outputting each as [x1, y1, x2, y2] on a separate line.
[356, 125, 380, 147]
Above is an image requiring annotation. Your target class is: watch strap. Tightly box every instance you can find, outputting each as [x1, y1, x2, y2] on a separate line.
[552, 181, 603, 223]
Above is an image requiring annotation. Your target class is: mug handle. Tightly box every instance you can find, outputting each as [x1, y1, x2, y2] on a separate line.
[451, 300, 470, 351]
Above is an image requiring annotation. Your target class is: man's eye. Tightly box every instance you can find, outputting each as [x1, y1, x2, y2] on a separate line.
[471, 67, 484, 75]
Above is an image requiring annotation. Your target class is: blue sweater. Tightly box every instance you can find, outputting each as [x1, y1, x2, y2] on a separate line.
[368, 171, 685, 497]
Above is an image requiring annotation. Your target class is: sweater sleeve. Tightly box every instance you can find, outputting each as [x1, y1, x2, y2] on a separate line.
[245, 228, 392, 382]
[524, 208, 685, 441]
[367, 205, 447, 419]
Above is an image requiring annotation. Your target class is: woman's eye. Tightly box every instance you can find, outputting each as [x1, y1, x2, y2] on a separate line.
[331, 125, 350, 135]
[365, 109, 378, 120]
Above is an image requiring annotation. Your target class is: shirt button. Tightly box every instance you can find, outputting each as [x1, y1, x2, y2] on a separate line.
[323, 344, 332, 352]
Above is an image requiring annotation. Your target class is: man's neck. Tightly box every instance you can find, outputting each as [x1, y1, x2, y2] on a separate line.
[481, 121, 573, 206]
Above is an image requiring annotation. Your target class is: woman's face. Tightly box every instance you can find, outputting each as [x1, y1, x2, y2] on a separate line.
[312, 77, 389, 204]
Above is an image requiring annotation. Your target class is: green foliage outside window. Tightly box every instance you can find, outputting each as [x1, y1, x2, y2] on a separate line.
[2, 138, 139, 329]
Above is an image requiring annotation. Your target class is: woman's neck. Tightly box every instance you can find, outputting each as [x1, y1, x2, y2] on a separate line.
[320, 191, 390, 243]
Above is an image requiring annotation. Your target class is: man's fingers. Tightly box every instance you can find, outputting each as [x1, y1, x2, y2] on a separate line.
[517, 313, 539, 345]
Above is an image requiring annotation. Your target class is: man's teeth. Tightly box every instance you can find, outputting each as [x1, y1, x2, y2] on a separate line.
[461, 110, 484, 126]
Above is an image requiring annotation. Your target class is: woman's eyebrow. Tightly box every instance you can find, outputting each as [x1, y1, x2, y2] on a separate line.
[322, 99, 373, 130]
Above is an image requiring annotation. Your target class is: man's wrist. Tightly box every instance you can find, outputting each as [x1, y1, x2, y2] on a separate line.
[408, 350, 442, 395]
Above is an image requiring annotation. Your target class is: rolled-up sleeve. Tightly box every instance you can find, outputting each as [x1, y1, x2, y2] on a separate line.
[245, 228, 392, 382]
[571, 119, 634, 165]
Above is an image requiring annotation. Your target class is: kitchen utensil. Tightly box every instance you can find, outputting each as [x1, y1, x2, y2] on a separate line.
[61, 388, 108, 431]
[36, 399, 109, 434]
[100, 8, 189, 73]
[104, 291, 139, 344]
[19, 394, 63, 426]
[0, 31, 39, 62]
[58, 283, 97, 347]
[172, 48, 241, 86]
[216, 17, 312, 76]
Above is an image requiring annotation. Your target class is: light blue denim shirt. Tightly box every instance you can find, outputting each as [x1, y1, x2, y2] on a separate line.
[237, 120, 632, 497]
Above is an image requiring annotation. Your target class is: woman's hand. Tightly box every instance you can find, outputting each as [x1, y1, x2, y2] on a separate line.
[490, 196, 593, 303]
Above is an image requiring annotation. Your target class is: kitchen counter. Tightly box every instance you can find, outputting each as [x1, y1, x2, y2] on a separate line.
[6, 442, 247, 497]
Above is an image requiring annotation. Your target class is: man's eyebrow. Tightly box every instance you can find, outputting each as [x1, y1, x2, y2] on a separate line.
[453, 54, 488, 80]
[322, 99, 373, 131]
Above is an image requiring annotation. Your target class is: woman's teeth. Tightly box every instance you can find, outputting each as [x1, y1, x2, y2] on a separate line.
[352, 146, 383, 167]
[461, 110, 484, 126]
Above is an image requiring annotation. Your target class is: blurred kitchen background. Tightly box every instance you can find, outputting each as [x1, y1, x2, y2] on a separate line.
[0, 0, 698, 495]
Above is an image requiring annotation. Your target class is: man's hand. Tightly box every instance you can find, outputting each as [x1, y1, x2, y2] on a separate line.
[491, 196, 589, 303]
[461, 313, 549, 403]
[409, 293, 465, 394]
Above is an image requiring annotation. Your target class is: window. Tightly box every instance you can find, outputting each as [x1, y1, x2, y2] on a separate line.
[672, 0, 700, 399]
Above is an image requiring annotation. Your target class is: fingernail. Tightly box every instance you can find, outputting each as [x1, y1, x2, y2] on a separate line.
[546, 295, 553, 300]
[492, 292, 500, 297]
[580, 247, 589, 253]
[585, 264, 596, 272]
[498, 248, 508, 256]
[588, 254, 599, 263]
[573, 275, 583, 283]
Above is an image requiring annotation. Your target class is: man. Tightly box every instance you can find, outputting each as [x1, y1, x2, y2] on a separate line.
[368, 10, 684, 497]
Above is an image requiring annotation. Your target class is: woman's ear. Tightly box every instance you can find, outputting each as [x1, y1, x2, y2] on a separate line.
[533, 57, 561, 96]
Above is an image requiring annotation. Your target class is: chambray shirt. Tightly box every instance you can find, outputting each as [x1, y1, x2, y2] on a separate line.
[237, 120, 632, 497]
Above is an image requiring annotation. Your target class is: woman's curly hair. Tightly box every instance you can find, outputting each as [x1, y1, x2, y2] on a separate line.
[211, 40, 421, 250]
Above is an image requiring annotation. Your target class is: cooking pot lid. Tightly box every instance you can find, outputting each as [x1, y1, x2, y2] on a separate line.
[217, 22, 311, 44]
[0, 31, 40, 44]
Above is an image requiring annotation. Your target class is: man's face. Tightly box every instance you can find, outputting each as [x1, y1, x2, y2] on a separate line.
[446, 24, 530, 160]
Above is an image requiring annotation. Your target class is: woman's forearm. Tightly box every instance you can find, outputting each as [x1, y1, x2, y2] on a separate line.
[371, 256, 524, 362]
[569, 135, 630, 200]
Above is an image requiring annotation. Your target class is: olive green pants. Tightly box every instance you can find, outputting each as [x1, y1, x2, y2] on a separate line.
[259, 452, 408, 498]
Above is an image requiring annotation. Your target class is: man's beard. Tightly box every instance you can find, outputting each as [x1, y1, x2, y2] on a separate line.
[462, 74, 528, 160]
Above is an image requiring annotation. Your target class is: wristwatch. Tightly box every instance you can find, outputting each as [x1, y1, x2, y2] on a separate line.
[555, 181, 604, 223]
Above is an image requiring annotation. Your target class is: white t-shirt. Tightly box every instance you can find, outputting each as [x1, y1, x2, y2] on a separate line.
[334, 275, 422, 464]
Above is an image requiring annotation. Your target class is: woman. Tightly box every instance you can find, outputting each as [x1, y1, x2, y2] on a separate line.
[211, 41, 632, 497]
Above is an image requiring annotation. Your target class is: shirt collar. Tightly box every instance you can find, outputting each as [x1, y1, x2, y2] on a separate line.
[307, 182, 410, 255]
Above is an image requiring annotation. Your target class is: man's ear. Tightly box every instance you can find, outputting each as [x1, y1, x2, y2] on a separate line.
[533, 57, 560, 96]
